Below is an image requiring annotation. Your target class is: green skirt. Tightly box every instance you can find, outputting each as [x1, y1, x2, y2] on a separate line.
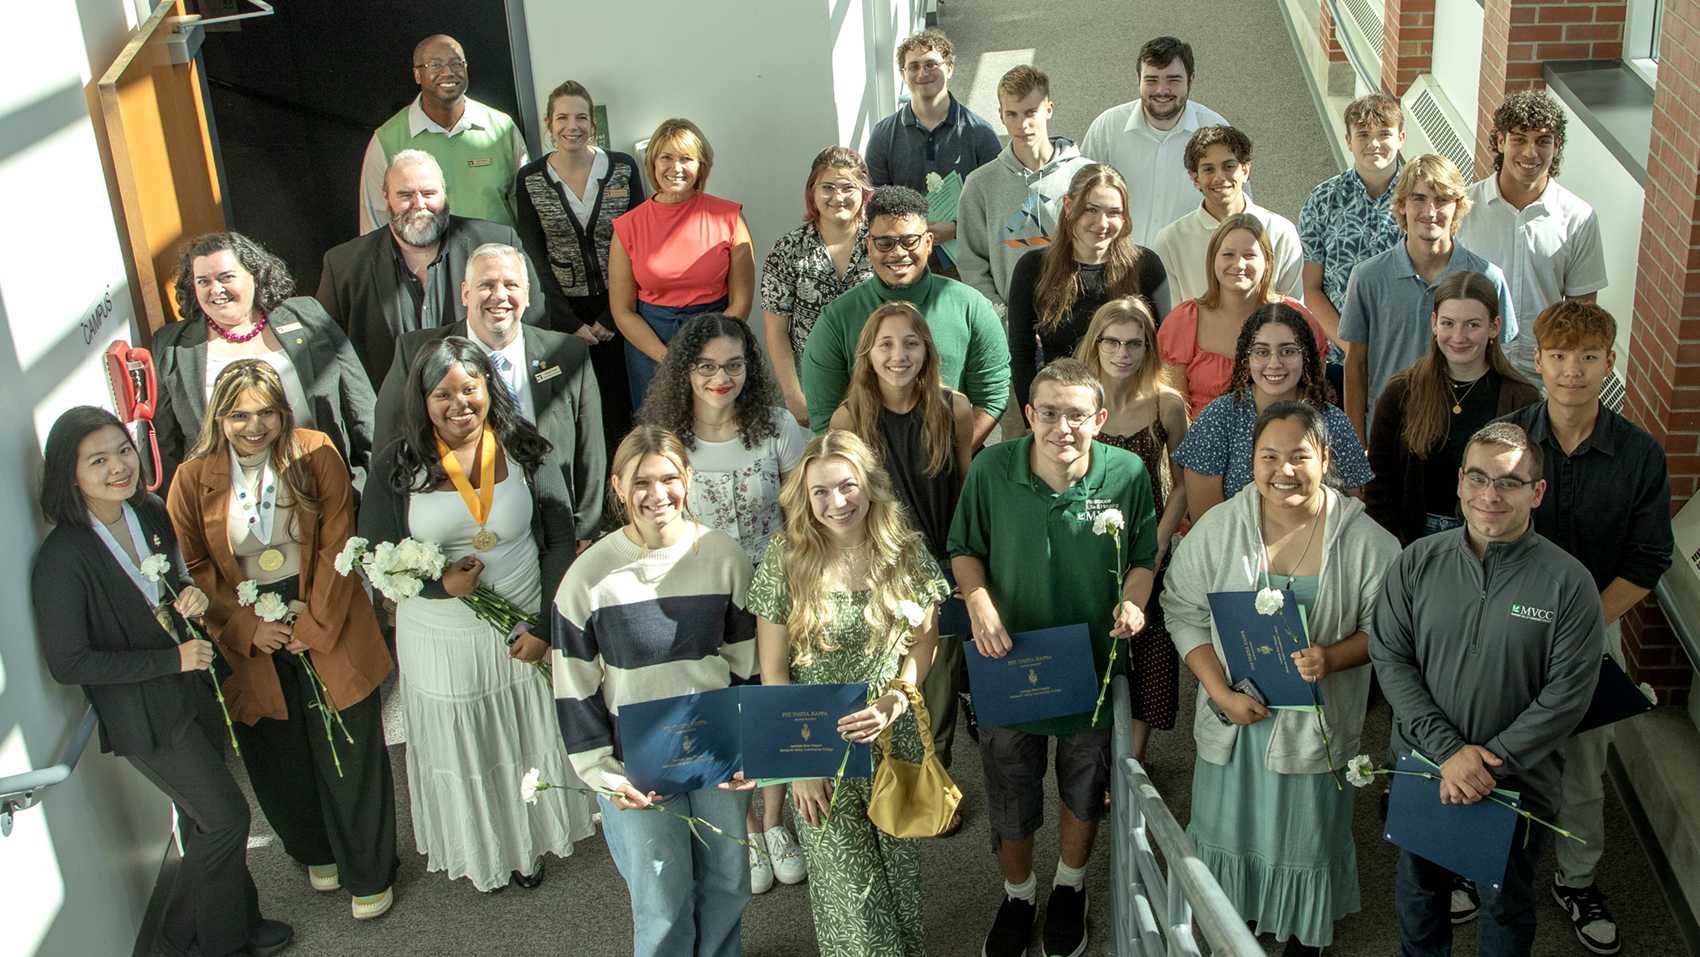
[1186, 717, 1358, 947]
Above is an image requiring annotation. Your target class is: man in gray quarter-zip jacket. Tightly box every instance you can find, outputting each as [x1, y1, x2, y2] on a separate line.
[1371, 421, 1601, 957]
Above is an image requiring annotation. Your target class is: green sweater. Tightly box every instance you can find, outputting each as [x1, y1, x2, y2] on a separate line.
[375, 103, 519, 228]
[799, 268, 1011, 433]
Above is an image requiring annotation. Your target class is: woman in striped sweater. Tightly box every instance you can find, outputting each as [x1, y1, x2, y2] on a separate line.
[551, 425, 758, 957]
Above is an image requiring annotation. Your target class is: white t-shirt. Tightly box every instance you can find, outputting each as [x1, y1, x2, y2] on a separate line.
[1150, 198, 1305, 305]
[685, 409, 811, 564]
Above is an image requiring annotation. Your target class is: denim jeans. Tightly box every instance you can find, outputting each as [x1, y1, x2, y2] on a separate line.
[626, 297, 729, 409]
[1396, 819, 1550, 956]
[1423, 513, 1463, 536]
[599, 787, 752, 957]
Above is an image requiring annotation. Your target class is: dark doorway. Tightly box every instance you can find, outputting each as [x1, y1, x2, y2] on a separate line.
[196, 0, 525, 293]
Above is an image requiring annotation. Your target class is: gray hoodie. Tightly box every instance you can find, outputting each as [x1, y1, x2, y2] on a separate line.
[956, 136, 1095, 307]
[1162, 483, 1402, 774]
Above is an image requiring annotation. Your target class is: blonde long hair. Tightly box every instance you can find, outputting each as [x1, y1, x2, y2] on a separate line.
[189, 359, 323, 515]
[773, 432, 934, 668]
[841, 301, 955, 477]
[1073, 297, 1178, 406]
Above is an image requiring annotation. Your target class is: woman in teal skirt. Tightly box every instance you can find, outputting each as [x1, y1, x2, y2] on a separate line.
[744, 430, 948, 957]
[1161, 401, 1401, 955]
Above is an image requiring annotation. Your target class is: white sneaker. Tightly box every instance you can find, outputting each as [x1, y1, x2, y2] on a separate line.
[765, 826, 807, 884]
[309, 864, 340, 892]
[748, 831, 774, 894]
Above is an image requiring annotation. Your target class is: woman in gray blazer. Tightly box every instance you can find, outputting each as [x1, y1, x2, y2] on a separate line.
[153, 232, 375, 494]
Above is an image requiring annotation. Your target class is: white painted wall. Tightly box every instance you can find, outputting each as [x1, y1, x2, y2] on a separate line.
[1, 3, 178, 957]
[1551, 99, 1643, 368]
[829, 0, 928, 152]
[1432, 0, 1484, 139]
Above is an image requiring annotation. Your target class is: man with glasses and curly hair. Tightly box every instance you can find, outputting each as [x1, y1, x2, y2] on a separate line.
[357, 34, 530, 232]
[1457, 90, 1607, 387]
[800, 186, 1010, 443]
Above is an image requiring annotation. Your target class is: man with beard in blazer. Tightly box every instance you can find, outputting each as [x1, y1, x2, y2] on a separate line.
[374, 243, 605, 542]
[318, 149, 547, 389]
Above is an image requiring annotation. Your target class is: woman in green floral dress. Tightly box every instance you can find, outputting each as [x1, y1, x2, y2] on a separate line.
[745, 430, 949, 957]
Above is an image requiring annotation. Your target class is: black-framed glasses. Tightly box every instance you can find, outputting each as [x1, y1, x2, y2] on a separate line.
[1031, 408, 1093, 427]
[1462, 470, 1538, 493]
[415, 58, 467, 74]
[1096, 336, 1146, 354]
[691, 358, 747, 378]
[870, 233, 926, 253]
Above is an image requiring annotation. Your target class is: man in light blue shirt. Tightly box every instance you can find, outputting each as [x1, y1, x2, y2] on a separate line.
[1339, 155, 1517, 438]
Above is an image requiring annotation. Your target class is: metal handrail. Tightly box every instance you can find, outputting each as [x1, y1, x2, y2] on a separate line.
[1105, 675, 1263, 956]
[0, 705, 98, 837]
[1320, 0, 1383, 95]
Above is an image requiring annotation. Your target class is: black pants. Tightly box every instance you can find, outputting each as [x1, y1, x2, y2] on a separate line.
[565, 291, 633, 461]
[234, 650, 398, 896]
[127, 708, 261, 957]
[918, 632, 965, 770]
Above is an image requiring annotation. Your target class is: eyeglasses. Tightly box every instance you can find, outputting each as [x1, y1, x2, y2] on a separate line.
[903, 59, 947, 75]
[415, 58, 467, 75]
[1248, 346, 1304, 361]
[691, 358, 747, 378]
[1096, 336, 1146, 354]
[1462, 470, 1538, 493]
[870, 233, 926, 253]
[1031, 408, 1094, 427]
[815, 183, 863, 197]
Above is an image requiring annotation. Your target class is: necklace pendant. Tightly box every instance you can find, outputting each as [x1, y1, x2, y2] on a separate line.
[258, 548, 285, 572]
[472, 528, 499, 552]
[1452, 404, 1462, 414]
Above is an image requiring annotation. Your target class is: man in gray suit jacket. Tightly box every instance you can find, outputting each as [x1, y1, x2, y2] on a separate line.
[317, 150, 547, 389]
[373, 243, 605, 540]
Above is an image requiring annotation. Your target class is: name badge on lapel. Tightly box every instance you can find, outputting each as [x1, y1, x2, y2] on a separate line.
[468, 157, 492, 168]
[534, 365, 563, 383]
[606, 188, 629, 198]
[274, 322, 303, 333]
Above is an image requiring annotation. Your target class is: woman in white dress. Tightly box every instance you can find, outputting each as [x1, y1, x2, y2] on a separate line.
[359, 336, 594, 892]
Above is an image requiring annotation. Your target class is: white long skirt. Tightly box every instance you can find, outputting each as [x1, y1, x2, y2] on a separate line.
[396, 593, 595, 890]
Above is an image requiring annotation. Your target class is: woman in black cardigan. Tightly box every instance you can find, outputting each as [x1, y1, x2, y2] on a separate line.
[31, 406, 291, 957]
[358, 338, 594, 892]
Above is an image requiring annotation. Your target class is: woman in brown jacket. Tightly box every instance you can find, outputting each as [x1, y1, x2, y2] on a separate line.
[1365, 271, 1541, 544]
[168, 359, 398, 920]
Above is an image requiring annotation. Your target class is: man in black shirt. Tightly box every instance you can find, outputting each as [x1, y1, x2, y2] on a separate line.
[1497, 301, 1672, 956]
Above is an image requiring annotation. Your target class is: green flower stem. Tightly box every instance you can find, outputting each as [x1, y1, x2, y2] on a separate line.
[531, 781, 753, 850]
[296, 652, 350, 777]
[156, 580, 241, 755]
[460, 586, 551, 682]
[1091, 527, 1127, 728]
[1372, 768, 1584, 845]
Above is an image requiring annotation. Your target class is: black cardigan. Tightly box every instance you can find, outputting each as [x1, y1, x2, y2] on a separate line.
[32, 495, 203, 755]
[513, 150, 646, 332]
[358, 439, 578, 604]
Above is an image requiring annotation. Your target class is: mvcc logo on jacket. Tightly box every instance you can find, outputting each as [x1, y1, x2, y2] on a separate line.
[1509, 603, 1556, 623]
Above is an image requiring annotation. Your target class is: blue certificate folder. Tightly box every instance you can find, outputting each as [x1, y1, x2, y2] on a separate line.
[740, 684, 872, 781]
[963, 624, 1099, 728]
[1384, 751, 1522, 891]
[1572, 655, 1655, 736]
[1207, 590, 1323, 709]
[618, 684, 873, 793]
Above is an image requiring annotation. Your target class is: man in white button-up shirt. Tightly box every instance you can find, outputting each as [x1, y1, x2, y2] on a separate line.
[1456, 90, 1606, 387]
[1079, 37, 1231, 246]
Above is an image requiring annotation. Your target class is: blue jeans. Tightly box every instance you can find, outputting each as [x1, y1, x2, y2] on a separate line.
[1423, 513, 1463, 536]
[626, 297, 728, 409]
[599, 787, 752, 957]
[1396, 820, 1549, 956]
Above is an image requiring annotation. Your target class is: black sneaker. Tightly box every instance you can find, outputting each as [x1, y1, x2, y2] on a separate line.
[1280, 939, 1323, 957]
[241, 919, 293, 957]
[1042, 885, 1088, 957]
[982, 895, 1037, 957]
[1451, 877, 1480, 924]
[1551, 880, 1621, 954]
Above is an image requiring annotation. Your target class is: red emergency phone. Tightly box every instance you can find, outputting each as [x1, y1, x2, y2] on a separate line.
[104, 342, 164, 490]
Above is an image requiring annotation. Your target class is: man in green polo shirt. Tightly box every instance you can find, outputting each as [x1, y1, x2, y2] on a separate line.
[800, 185, 1009, 442]
[948, 358, 1157, 957]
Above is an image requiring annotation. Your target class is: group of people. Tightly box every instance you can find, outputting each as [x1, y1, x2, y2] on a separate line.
[29, 23, 1671, 957]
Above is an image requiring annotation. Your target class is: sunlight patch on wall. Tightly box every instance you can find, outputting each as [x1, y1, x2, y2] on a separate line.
[0, 725, 67, 957]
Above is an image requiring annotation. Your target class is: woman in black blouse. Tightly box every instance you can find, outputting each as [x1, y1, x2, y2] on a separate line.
[514, 79, 647, 459]
[32, 406, 291, 957]
[1006, 164, 1169, 411]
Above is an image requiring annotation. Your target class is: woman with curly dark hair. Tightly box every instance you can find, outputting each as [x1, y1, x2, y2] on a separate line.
[1173, 303, 1371, 520]
[359, 337, 595, 893]
[637, 312, 810, 892]
[154, 231, 375, 495]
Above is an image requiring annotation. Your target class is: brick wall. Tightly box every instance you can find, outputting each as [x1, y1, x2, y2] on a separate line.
[1472, 0, 1626, 177]
[1623, 0, 1700, 705]
[1322, 0, 1348, 63]
[1382, 0, 1436, 95]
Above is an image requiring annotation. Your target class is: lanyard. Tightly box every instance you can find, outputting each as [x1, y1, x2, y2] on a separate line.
[90, 501, 161, 606]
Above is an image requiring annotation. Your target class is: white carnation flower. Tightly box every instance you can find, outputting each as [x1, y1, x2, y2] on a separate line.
[253, 592, 290, 623]
[1092, 508, 1125, 537]
[925, 171, 944, 193]
[418, 539, 446, 576]
[370, 541, 399, 574]
[520, 767, 542, 804]
[389, 575, 424, 602]
[1254, 587, 1285, 616]
[1345, 754, 1377, 788]
[396, 539, 426, 570]
[138, 553, 170, 582]
[333, 537, 367, 576]
[1639, 682, 1658, 706]
[236, 579, 259, 607]
[896, 600, 925, 628]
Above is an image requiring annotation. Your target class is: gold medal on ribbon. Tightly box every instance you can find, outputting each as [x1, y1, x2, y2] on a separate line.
[438, 424, 499, 553]
[154, 604, 175, 633]
[258, 548, 285, 571]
